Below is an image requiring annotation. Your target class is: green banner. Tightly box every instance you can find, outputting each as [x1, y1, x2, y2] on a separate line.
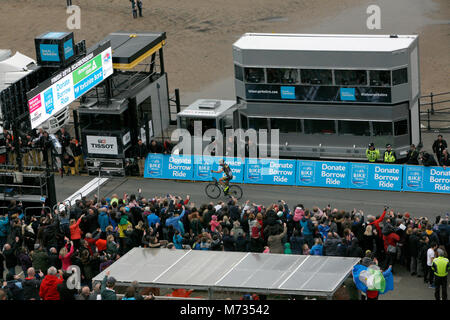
[72, 54, 102, 85]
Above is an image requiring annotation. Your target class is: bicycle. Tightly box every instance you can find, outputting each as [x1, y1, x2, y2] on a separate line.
[205, 177, 243, 200]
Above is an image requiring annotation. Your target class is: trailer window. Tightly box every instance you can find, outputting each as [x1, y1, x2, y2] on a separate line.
[248, 117, 268, 130]
[394, 119, 408, 136]
[304, 119, 335, 134]
[334, 70, 367, 86]
[234, 65, 243, 81]
[369, 70, 391, 87]
[300, 69, 332, 85]
[270, 118, 302, 133]
[244, 68, 265, 83]
[267, 68, 299, 84]
[338, 120, 370, 136]
[392, 68, 408, 85]
[372, 122, 393, 136]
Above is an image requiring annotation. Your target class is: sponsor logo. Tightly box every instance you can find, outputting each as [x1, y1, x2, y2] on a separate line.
[64, 39, 74, 60]
[340, 88, 356, 101]
[40, 44, 60, 62]
[280, 86, 296, 99]
[103, 52, 111, 64]
[351, 164, 368, 186]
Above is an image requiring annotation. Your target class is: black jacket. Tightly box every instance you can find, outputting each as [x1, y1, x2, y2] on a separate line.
[422, 153, 438, 167]
[4, 242, 19, 268]
[406, 149, 419, 165]
[23, 277, 42, 300]
[58, 131, 71, 148]
[432, 139, 447, 156]
[135, 143, 148, 159]
[70, 142, 82, 157]
[57, 280, 77, 300]
[63, 155, 75, 167]
[48, 252, 62, 270]
[149, 141, 163, 153]
[408, 233, 420, 258]
[235, 235, 249, 252]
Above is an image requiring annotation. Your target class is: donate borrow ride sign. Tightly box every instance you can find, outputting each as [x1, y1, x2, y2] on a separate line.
[244, 158, 296, 185]
[193, 156, 244, 183]
[144, 154, 193, 180]
[403, 165, 450, 193]
[348, 163, 403, 191]
[297, 161, 348, 188]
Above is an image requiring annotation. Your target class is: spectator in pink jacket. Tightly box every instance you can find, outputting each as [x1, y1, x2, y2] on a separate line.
[59, 239, 75, 271]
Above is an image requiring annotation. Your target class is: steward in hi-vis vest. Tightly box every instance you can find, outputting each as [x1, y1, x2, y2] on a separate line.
[383, 144, 397, 164]
[366, 143, 379, 163]
[431, 249, 449, 300]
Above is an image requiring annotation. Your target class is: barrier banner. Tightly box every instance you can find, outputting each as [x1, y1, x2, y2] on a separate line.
[193, 156, 244, 183]
[244, 158, 296, 185]
[296, 161, 348, 188]
[144, 154, 193, 180]
[349, 163, 403, 191]
[403, 165, 450, 193]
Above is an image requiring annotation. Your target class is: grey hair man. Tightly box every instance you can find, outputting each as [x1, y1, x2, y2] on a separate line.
[76, 286, 91, 300]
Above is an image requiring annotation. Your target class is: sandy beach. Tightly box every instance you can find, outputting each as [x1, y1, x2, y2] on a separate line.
[0, 0, 448, 104]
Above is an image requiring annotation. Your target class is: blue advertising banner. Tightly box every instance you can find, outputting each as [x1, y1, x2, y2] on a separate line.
[144, 154, 193, 180]
[296, 161, 348, 188]
[244, 158, 296, 185]
[43, 88, 54, 114]
[349, 163, 403, 191]
[40, 44, 60, 62]
[193, 156, 244, 183]
[64, 39, 74, 60]
[74, 67, 104, 99]
[340, 88, 356, 101]
[403, 165, 450, 193]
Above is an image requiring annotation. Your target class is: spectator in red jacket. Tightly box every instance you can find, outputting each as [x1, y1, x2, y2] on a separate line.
[70, 214, 85, 249]
[383, 228, 400, 273]
[39, 267, 63, 300]
[368, 208, 387, 238]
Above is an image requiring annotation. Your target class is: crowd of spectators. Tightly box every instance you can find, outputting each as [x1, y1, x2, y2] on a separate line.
[366, 134, 449, 167]
[1, 127, 83, 176]
[0, 125, 175, 177]
[0, 190, 448, 300]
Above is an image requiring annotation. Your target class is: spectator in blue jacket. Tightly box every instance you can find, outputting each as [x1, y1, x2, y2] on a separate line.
[289, 230, 304, 254]
[98, 208, 109, 232]
[173, 230, 183, 249]
[310, 238, 324, 255]
[165, 207, 186, 233]
[0, 215, 8, 249]
[300, 211, 314, 247]
[147, 211, 161, 228]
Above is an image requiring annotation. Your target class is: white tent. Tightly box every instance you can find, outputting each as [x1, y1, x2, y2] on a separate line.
[92, 248, 360, 299]
[0, 51, 36, 90]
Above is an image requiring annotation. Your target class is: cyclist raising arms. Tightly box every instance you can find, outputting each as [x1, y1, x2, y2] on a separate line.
[211, 159, 233, 195]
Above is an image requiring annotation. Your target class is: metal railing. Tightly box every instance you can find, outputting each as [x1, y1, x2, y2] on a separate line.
[24, 206, 51, 218]
[419, 91, 450, 132]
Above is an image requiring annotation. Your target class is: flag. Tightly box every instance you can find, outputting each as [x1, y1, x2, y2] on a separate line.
[352, 264, 394, 294]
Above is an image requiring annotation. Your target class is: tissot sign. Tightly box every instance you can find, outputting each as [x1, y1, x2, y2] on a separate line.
[27, 42, 113, 129]
[86, 135, 118, 155]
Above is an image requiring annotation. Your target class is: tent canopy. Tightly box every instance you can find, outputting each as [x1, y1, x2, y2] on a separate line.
[93, 248, 360, 298]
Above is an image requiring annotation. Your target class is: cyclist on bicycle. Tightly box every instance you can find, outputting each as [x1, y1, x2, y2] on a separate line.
[211, 159, 233, 195]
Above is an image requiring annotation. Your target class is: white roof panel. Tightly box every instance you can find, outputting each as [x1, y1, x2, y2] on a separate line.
[233, 33, 417, 52]
[92, 248, 361, 297]
[178, 99, 237, 118]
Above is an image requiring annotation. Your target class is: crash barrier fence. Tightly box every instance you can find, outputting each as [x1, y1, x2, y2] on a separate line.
[143, 154, 450, 194]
